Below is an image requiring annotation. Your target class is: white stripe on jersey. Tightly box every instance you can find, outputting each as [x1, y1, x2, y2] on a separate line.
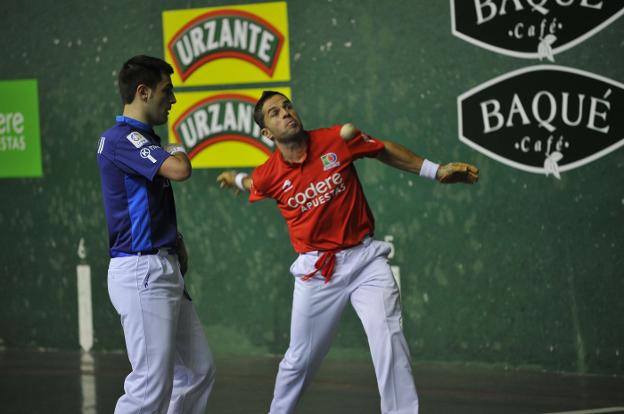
[97, 137, 106, 154]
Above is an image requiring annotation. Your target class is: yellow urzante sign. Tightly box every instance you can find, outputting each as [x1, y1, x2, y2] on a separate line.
[162, 2, 290, 86]
[168, 87, 291, 168]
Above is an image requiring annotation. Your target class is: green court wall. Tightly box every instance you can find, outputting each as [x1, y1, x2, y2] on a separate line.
[0, 0, 622, 375]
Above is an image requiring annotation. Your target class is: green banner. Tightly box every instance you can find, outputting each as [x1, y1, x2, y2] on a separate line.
[0, 79, 42, 178]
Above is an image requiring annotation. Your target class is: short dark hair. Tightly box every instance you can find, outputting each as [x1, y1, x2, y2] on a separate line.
[254, 90, 289, 128]
[118, 55, 174, 104]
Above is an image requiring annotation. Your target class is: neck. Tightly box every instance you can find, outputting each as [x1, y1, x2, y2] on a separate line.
[122, 104, 150, 126]
[276, 132, 308, 163]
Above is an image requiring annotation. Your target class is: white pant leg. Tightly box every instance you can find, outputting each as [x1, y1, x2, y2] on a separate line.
[167, 296, 216, 414]
[108, 253, 184, 414]
[349, 241, 419, 414]
[269, 254, 351, 414]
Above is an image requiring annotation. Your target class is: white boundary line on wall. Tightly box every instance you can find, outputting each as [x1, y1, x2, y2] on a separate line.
[543, 407, 624, 414]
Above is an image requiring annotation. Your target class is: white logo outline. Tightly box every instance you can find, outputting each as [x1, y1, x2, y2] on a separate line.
[457, 64, 624, 176]
[140, 147, 158, 164]
[282, 179, 293, 192]
[127, 131, 149, 148]
[450, 0, 624, 61]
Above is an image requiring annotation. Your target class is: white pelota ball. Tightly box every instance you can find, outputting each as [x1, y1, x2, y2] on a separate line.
[340, 123, 358, 140]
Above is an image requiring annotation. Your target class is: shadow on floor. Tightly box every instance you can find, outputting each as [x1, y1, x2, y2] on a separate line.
[0, 349, 623, 413]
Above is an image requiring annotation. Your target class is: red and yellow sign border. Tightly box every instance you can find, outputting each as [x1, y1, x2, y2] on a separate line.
[168, 87, 292, 168]
[162, 2, 290, 86]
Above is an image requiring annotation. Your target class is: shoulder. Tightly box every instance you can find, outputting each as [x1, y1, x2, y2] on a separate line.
[307, 125, 345, 152]
[309, 126, 355, 160]
[102, 124, 151, 147]
[308, 125, 341, 141]
[101, 123, 126, 141]
[98, 125, 124, 158]
[98, 124, 156, 164]
[251, 151, 280, 190]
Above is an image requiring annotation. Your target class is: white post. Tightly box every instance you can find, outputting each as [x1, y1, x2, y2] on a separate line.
[384, 235, 401, 293]
[76, 238, 93, 352]
[80, 352, 97, 414]
[77, 263, 94, 352]
[385, 235, 402, 329]
[391, 265, 401, 293]
[76, 237, 97, 413]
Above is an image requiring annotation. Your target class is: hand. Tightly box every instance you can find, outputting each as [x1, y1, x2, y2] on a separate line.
[163, 143, 187, 155]
[436, 163, 479, 184]
[176, 232, 188, 276]
[216, 170, 241, 195]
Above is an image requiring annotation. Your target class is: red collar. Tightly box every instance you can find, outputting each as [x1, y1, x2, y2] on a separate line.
[276, 133, 311, 168]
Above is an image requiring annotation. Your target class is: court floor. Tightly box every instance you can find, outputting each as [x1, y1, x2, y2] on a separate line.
[0, 349, 622, 413]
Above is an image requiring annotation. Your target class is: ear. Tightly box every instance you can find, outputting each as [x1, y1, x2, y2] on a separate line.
[136, 84, 151, 102]
[261, 127, 274, 141]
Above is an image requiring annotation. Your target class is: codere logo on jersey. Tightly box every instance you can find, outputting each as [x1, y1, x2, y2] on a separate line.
[320, 153, 340, 171]
[287, 173, 347, 213]
[168, 88, 291, 168]
[163, 2, 291, 86]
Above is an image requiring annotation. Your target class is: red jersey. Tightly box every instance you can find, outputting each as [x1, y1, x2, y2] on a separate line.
[249, 125, 385, 253]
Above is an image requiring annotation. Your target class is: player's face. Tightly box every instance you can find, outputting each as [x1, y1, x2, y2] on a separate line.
[261, 94, 303, 143]
[145, 73, 176, 126]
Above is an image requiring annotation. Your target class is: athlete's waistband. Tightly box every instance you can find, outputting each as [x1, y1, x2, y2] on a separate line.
[300, 236, 373, 257]
[110, 247, 176, 258]
[300, 236, 373, 284]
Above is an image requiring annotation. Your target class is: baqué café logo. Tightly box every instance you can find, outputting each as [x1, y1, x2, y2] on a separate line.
[450, 0, 624, 61]
[163, 2, 290, 86]
[458, 65, 624, 179]
[168, 88, 291, 168]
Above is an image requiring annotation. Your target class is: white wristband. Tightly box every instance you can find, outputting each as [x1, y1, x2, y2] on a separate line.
[164, 144, 187, 155]
[235, 172, 249, 191]
[420, 159, 440, 180]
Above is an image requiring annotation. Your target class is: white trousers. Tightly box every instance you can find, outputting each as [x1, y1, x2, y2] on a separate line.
[269, 238, 419, 414]
[108, 250, 215, 414]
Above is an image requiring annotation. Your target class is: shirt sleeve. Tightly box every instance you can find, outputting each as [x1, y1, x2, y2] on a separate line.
[346, 130, 385, 160]
[113, 131, 170, 181]
[248, 168, 268, 203]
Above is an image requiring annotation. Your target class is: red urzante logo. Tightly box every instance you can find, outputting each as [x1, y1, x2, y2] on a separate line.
[168, 9, 285, 80]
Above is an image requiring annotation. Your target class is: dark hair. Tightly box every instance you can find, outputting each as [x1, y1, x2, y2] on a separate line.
[118, 55, 174, 104]
[254, 90, 289, 128]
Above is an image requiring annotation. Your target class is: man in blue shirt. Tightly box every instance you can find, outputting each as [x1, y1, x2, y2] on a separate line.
[97, 55, 215, 414]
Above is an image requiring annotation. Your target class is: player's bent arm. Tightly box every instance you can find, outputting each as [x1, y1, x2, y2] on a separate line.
[376, 139, 479, 184]
[375, 139, 425, 175]
[216, 170, 253, 192]
[158, 153, 192, 181]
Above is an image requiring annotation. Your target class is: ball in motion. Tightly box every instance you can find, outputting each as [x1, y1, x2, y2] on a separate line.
[340, 123, 359, 140]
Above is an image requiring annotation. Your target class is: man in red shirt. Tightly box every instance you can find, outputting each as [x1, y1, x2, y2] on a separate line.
[217, 91, 479, 414]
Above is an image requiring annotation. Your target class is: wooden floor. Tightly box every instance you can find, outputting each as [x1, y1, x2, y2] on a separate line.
[1, 349, 623, 413]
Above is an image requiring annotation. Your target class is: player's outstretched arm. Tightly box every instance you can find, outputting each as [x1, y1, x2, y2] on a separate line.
[376, 139, 479, 184]
[216, 170, 253, 194]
